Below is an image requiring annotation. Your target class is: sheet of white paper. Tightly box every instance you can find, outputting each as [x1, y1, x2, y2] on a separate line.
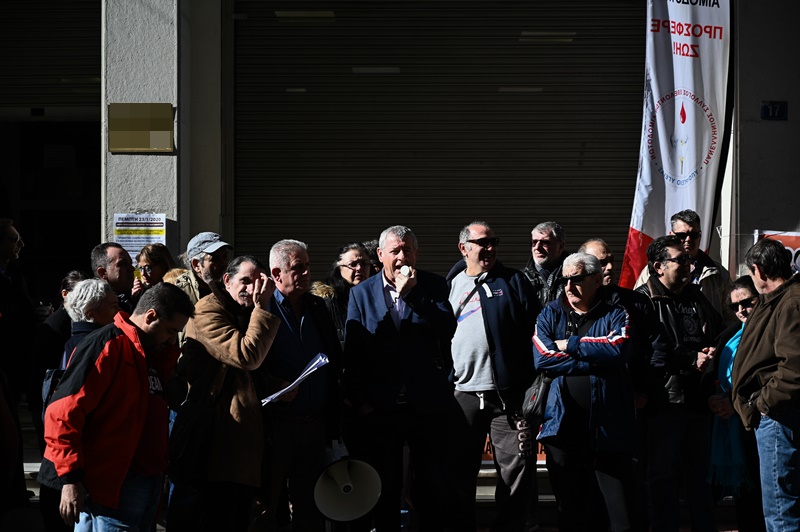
[261, 353, 329, 405]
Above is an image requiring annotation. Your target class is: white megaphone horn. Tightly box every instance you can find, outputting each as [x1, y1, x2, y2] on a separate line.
[314, 441, 381, 522]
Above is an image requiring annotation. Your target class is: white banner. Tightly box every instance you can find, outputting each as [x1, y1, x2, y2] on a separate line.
[620, 0, 730, 288]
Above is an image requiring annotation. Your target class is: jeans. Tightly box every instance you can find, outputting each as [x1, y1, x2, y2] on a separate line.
[76, 472, 162, 531]
[755, 415, 800, 532]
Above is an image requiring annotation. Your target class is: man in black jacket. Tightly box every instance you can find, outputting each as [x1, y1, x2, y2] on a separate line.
[256, 239, 342, 531]
[523, 221, 568, 308]
[447, 221, 541, 530]
[636, 235, 722, 532]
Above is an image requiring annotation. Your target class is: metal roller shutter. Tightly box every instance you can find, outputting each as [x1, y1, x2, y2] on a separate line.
[0, 2, 100, 111]
[232, 1, 645, 277]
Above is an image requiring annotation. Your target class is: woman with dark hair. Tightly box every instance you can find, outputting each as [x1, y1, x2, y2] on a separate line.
[705, 275, 765, 531]
[310, 242, 372, 347]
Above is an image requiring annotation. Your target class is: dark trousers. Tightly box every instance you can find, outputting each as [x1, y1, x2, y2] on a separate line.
[450, 390, 533, 531]
[167, 481, 253, 532]
[544, 442, 636, 532]
[342, 404, 451, 531]
[263, 412, 327, 532]
[647, 404, 715, 532]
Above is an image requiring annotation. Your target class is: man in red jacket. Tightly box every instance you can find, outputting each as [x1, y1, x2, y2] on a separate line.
[38, 282, 194, 530]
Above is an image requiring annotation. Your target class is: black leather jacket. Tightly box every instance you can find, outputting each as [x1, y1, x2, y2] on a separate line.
[636, 276, 722, 410]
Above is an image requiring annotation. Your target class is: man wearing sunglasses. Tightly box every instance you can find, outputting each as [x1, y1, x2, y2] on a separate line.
[732, 238, 800, 531]
[445, 221, 541, 531]
[636, 235, 722, 532]
[523, 221, 568, 308]
[634, 209, 734, 323]
[534, 252, 636, 531]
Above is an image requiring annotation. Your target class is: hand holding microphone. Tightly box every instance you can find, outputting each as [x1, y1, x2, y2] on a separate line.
[396, 264, 417, 297]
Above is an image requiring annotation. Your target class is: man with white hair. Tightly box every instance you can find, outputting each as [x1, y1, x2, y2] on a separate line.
[254, 239, 341, 531]
[534, 251, 635, 531]
[344, 225, 457, 530]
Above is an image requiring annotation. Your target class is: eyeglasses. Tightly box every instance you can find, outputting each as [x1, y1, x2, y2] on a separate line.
[662, 254, 693, 266]
[728, 296, 757, 312]
[340, 260, 370, 270]
[562, 272, 594, 285]
[673, 231, 702, 241]
[140, 265, 153, 275]
[467, 237, 500, 248]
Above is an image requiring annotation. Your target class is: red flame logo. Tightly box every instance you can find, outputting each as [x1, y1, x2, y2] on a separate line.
[680, 103, 687, 124]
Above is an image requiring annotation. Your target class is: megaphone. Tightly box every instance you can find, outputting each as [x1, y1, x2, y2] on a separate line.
[314, 442, 381, 522]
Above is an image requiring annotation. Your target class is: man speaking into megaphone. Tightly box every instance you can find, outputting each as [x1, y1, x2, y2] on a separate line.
[343, 225, 459, 530]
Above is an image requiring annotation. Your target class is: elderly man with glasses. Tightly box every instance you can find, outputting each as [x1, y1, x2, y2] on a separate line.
[445, 221, 541, 531]
[534, 252, 636, 531]
[635, 209, 734, 322]
[636, 235, 723, 532]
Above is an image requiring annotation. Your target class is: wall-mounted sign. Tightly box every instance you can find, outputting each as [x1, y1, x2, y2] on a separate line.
[108, 103, 174, 153]
[760, 101, 788, 121]
[114, 213, 166, 260]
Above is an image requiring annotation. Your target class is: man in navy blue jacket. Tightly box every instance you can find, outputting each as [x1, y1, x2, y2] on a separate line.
[446, 221, 541, 531]
[344, 225, 457, 531]
[534, 252, 636, 532]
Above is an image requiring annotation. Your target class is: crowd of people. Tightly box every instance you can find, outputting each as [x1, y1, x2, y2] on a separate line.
[0, 211, 798, 532]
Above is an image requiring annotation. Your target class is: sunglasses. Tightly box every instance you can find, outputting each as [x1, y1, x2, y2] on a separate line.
[662, 254, 692, 266]
[728, 296, 757, 312]
[140, 265, 154, 275]
[562, 272, 595, 285]
[673, 231, 702, 241]
[467, 237, 500, 248]
[531, 239, 553, 248]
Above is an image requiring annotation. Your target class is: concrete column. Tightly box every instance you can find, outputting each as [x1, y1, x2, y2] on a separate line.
[102, 0, 179, 250]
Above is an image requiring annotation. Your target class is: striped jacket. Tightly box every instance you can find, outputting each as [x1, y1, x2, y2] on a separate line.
[533, 297, 636, 452]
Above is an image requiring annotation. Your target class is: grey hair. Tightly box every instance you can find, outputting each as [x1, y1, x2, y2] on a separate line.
[269, 239, 308, 271]
[379, 225, 418, 250]
[189, 251, 208, 266]
[531, 221, 566, 244]
[562, 252, 602, 276]
[65, 279, 114, 323]
[459, 221, 491, 245]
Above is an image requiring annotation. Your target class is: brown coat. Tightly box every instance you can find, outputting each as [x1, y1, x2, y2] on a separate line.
[181, 282, 280, 486]
[732, 274, 800, 429]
